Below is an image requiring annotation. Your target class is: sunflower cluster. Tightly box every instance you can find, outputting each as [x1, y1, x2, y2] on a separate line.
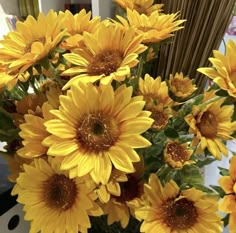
[0, 1, 236, 233]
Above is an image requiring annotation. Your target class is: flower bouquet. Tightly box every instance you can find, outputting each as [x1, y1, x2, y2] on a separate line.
[0, 1, 236, 233]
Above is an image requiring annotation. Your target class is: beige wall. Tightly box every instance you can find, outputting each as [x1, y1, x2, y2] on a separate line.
[0, 0, 19, 15]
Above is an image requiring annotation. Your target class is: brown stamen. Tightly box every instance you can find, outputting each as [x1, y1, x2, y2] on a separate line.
[166, 142, 188, 162]
[77, 112, 119, 152]
[163, 198, 198, 230]
[197, 111, 218, 138]
[87, 49, 123, 76]
[43, 174, 77, 211]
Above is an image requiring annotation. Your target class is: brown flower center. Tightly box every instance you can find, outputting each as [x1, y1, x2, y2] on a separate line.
[43, 174, 77, 211]
[163, 198, 198, 230]
[87, 49, 123, 76]
[77, 112, 119, 152]
[151, 110, 168, 129]
[197, 111, 218, 138]
[115, 175, 143, 203]
[24, 37, 46, 53]
[166, 142, 188, 162]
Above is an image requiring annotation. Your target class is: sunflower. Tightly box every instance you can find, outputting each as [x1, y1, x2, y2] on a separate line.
[12, 158, 103, 233]
[62, 22, 147, 88]
[168, 72, 197, 99]
[0, 10, 66, 76]
[164, 140, 194, 169]
[198, 40, 236, 98]
[133, 173, 223, 233]
[59, 9, 101, 50]
[43, 83, 153, 184]
[97, 169, 128, 203]
[184, 97, 236, 160]
[116, 9, 185, 44]
[17, 102, 54, 158]
[113, 0, 163, 15]
[218, 156, 236, 233]
[103, 159, 145, 228]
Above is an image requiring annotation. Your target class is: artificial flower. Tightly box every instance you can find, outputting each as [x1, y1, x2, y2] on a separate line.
[62, 22, 147, 88]
[12, 158, 103, 233]
[198, 40, 236, 98]
[134, 174, 223, 233]
[43, 82, 153, 184]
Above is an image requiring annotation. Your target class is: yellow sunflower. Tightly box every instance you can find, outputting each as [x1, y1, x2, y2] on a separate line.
[103, 159, 145, 228]
[59, 9, 101, 50]
[62, 22, 147, 88]
[169, 72, 197, 99]
[134, 173, 223, 233]
[43, 83, 153, 184]
[116, 9, 185, 44]
[113, 0, 163, 15]
[17, 102, 54, 158]
[97, 169, 128, 203]
[218, 156, 236, 233]
[185, 97, 236, 160]
[198, 40, 236, 98]
[164, 140, 194, 169]
[12, 158, 103, 233]
[0, 10, 66, 75]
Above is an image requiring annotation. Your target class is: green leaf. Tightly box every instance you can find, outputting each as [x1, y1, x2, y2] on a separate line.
[191, 184, 216, 194]
[164, 127, 179, 138]
[222, 214, 229, 227]
[215, 89, 229, 97]
[210, 185, 225, 198]
[196, 157, 216, 168]
[218, 166, 229, 176]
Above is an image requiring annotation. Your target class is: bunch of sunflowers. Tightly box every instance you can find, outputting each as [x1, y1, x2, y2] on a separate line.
[0, 0, 236, 232]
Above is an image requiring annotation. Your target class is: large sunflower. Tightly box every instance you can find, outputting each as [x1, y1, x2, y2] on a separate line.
[12, 158, 103, 233]
[62, 22, 147, 88]
[113, 0, 163, 15]
[116, 9, 185, 44]
[134, 174, 223, 233]
[198, 40, 236, 98]
[17, 102, 54, 158]
[185, 97, 236, 160]
[43, 83, 153, 184]
[218, 156, 236, 233]
[0, 10, 66, 75]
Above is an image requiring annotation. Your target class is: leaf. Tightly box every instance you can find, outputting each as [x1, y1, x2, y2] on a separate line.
[196, 157, 216, 167]
[164, 127, 179, 138]
[191, 183, 216, 194]
[222, 214, 229, 227]
[210, 185, 225, 198]
[218, 166, 229, 176]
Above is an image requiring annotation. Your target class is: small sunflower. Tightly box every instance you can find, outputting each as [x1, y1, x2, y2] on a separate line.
[164, 140, 194, 169]
[12, 158, 103, 233]
[116, 9, 185, 44]
[134, 174, 223, 233]
[97, 169, 128, 203]
[185, 97, 236, 160]
[198, 40, 236, 98]
[0, 10, 66, 75]
[17, 102, 54, 158]
[218, 156, 236, 233]
[169, 72, 197, 99]
[43, 83, 153, 184]
[103, 159, 145, 228]
[62, 22, 147, 88]
[138, 74, 173, 106]
[113, 0, 163, 15]
[59, 9, 101, 50]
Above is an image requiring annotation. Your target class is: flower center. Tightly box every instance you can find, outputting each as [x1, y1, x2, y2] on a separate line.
[151, 110, 168, 129]
[197, 111, 218, 138]
[87, 49, 123, 76]
[115, 175, 143, 203]
[43, 174, 77, 211]
[166, 142, 188, 162]
[24, 37, 46, 53]
[77, 112, 119, 152]
[231, 70, 236, 87]
[163, 198, 198, 230]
